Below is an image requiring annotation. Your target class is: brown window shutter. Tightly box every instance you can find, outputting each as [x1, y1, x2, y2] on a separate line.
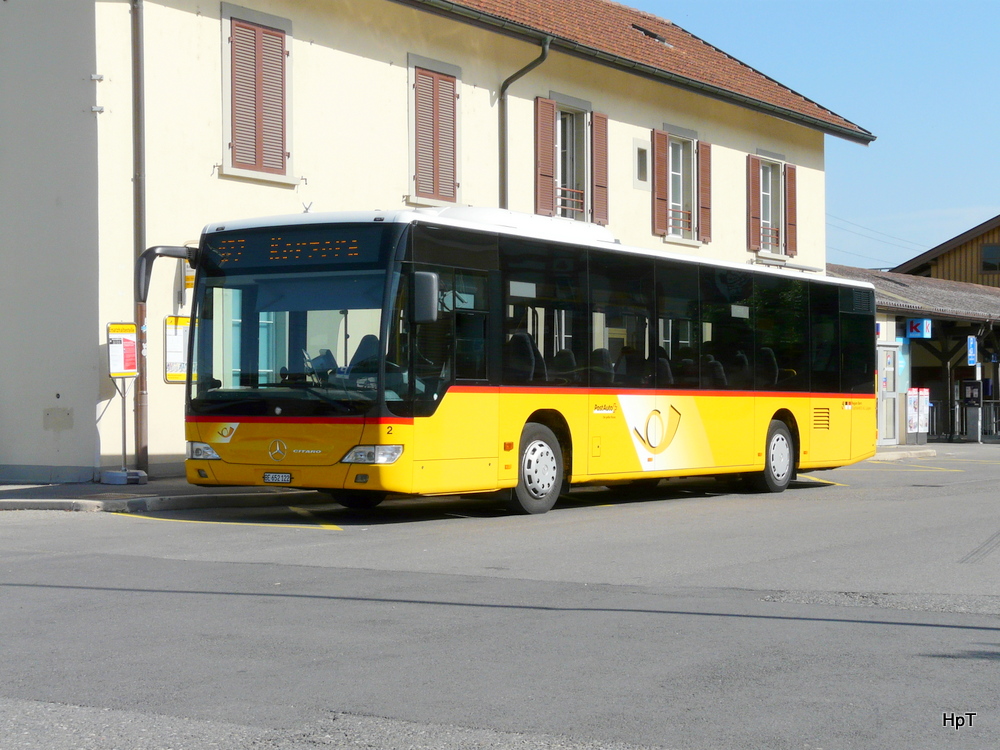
[534, 97, 557, 217]
[591, 112, 609, 225]
[231, 20, 286, 175]
[747, 155, 762, 251]
[696, 142, 712, 243]
[651, 129, 669, 236]
[414, 68, 457, 202]
[784, 163, 797, 257]
[259, 28, 286, 173]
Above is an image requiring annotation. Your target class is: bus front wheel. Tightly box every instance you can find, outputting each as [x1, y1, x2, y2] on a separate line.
[510, 423, 564, 514]
[749, 419, 793, 493]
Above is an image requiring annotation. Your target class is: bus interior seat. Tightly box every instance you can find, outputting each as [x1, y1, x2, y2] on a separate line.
[348, 334, 380, 374]
[590, 348, 614, 385]
[505, 331, 540, 382]
[729, 350, 751, 389]
[756, 347, 778, 387]
[701, 355, 727, 389]
[549, 348, 578, 382]
[653, 346, 674, 387]
[614, 347, 646, 386]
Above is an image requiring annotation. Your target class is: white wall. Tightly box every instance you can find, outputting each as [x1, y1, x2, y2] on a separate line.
[0, 0, 101, 482]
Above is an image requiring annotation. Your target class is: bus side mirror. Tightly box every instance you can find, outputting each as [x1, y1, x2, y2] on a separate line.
[413, 271, 439, 324]
[136, 245, 195, 303]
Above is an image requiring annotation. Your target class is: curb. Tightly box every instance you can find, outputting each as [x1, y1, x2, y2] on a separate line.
[870, 449, 937, 462]
[0, 490, 321, 514]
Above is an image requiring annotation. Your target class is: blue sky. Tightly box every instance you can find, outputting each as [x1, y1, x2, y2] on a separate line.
[629, 0, 1000, 269]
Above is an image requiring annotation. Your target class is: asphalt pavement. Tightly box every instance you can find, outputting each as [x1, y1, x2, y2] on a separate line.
[0, 443, 945, 513]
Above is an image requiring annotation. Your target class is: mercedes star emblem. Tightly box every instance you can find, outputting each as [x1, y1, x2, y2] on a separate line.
[268, 439, 288, 462]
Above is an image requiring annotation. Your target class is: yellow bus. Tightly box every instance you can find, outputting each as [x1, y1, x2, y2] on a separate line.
[138, 208, 876, 513]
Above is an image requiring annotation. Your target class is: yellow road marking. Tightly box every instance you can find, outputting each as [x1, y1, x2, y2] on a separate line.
[798, 474, 847, 487]
[289, 506, 343, 530]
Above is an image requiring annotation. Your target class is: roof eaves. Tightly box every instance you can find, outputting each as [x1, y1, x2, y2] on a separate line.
[893, 211, 1000, 274]
[827, 264, 1000, 322]
[394, 0, 876, 145]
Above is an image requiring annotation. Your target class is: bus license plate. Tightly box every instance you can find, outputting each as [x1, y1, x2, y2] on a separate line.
[263, 472, 292, 484]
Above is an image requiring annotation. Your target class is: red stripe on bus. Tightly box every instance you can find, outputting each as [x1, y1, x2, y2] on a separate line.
[186, 415, 414, 425]
[449, 385, 875, 399]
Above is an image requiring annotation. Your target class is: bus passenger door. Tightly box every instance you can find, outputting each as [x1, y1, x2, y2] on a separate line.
[409, 267, 500, 493]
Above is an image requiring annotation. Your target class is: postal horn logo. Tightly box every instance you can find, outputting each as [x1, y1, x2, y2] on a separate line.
[268, 439, 288, 462]
[633, 406, 682, 455]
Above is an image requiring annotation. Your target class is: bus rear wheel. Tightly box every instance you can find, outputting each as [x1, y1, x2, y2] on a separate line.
[510, 423, 563, 515]
[749, 419, 793, 493]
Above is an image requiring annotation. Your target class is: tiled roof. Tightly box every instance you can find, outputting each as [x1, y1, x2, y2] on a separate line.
[828, 264, 1000, 322]
[411, 0, 874, 143]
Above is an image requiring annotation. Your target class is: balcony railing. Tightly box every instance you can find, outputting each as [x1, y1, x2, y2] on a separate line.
[760, 225, 781, 252]
[668, 208, 692, 235]
[557, 186, 585, 217]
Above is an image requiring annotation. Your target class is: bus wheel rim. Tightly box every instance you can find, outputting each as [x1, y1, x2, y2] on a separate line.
[522, 439, 557, 499]
[770, 433, 791, 481]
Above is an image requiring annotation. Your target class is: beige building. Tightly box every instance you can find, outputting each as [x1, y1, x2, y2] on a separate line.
[0, 0, 873, 482]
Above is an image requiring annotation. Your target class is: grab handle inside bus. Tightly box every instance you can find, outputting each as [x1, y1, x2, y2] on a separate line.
[413, 271, 439, 324]
[135, 245, 195, 303]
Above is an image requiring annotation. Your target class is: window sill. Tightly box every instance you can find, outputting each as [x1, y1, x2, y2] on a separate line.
[406, 195, 459, 209]
[756, 250, 789, 262]
[218, 163, 300, 187]
[663, 235, 702, 249]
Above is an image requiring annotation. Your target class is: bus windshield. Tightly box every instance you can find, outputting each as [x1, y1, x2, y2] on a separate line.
[188, 223, 402, 417]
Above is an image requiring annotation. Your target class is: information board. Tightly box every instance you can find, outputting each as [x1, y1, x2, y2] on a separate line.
[107, 322, 138, 379]
[164, 316, 190, 383]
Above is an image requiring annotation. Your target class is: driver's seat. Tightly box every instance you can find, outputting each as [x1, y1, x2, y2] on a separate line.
[348, 335, 380, 376]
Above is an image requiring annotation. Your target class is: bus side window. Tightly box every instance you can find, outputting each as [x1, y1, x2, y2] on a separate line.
[655, 260, 700, 390]
[454, 270, 489, 381]
[590, 253, 654, 388]
[754, 275, 809, 391]
[500, 237, 588, 387]
[700, 267, 754, 390]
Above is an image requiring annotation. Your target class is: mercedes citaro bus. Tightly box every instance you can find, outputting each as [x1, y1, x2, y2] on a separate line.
[137, 207, 876, 513]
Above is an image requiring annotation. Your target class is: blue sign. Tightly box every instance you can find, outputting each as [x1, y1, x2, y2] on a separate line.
[906, 319, 932, 339]
[968, 335, 978, 366]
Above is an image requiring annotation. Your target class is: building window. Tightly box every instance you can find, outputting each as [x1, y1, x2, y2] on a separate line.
[759, 159, 781, 252]
[983, 245, 1000, 272]
[748, 154, 797, 256]
[557, 109, 586, 218]
[535, 96, 608, 225]
[408, 55, 461, 205]
[634, 140, 650, 190]
[221, 4, 293, 183]
[230, 19, 287, 175]
[414, 68, 457, 202]
[668, 137, 694, 238]
[653, 129, 711, 243]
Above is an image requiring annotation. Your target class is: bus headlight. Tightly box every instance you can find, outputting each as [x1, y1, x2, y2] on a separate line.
[186, 442, 221, 460]
[341, 445, 403, 464]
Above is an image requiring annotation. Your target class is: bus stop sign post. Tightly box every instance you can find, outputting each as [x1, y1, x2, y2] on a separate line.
[965, 336, 983, 444]
[102, 322, 148, 485]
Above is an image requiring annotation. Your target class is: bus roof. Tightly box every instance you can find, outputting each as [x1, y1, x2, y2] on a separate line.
[200, 207, 873, 291]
